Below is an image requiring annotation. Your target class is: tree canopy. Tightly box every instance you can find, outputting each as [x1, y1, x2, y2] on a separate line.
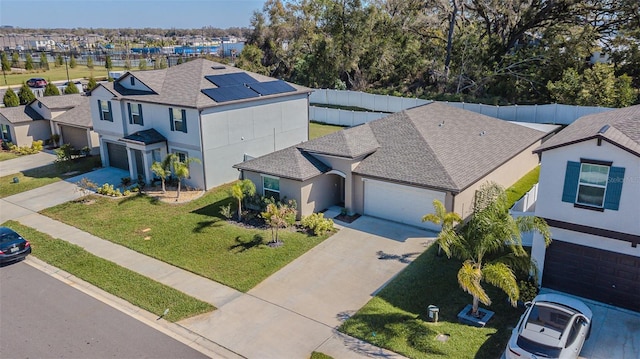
[3, 88, 19, 107]
[239, 0, 639, 106]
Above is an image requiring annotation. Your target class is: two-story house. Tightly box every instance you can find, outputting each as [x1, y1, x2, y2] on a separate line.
[531, 104, 640, 312]
[89, 59, 311, 190]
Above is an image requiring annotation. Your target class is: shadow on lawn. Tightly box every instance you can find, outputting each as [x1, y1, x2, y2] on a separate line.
[229, 234, 265, 253]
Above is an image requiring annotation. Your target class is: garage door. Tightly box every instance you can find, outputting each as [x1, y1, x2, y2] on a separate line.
[363, 179, 445, 230]
[106, 142, 128, 170]
[60, 125, 88, 151]
[543, 240, 640, 312]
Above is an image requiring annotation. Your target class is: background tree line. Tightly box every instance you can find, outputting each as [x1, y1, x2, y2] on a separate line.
[236, 0, 640, 106]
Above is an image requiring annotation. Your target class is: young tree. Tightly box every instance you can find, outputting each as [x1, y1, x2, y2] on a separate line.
[86, 56, 94, 69]
[105, 55, 112, 69]
[3, 88, 19, 107]
[64, 81, 79, 94]
[39, 52, 49, 70]
[24, 53, 34, 70]
[69, 55, 77, 68]
[138, 58, 147, 70]
[261, 202, 297, 244]
[150, 155, 173, 193]
[231, 179, 256, 221]
[18, 83, 35, 104]
[423, 182, 551, 317]
[87, 76, 97, 91]
[124, 58, 131, 69]
[11, 52, 19, 67]
[1, 52, 10, 71]
[55, 53, 63, 67]
[44, 81, 60, 96]
[165, 154, 200, 201]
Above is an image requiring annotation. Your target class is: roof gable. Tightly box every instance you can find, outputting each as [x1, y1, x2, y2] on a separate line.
[233, 146, 330, 181]
[297, 124, 379, 158]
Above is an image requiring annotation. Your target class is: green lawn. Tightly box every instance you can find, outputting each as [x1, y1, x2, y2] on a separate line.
[41, 183, 331, 292]
[3, 221, 214, 322]
[309, 121, 345, 139]
[339, 245, 522, 359]
[0, 150, 20, 162]
[2, 65, 126, 87]
[0, 156, 101, 198]
[505, 166, 540, 208]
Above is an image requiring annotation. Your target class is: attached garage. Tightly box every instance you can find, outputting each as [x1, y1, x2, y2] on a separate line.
[106, 142, 129, 170]
[60, 125, 88, 150]
[363, 179, 445, 230]
[542, 240, 640, 312]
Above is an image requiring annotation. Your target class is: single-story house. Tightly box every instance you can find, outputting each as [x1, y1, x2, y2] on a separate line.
[235, 102, 550, 230]
[0, 105, 49, 147]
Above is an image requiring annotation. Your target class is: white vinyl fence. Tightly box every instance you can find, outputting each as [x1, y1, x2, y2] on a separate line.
[309, 89, 613, 126]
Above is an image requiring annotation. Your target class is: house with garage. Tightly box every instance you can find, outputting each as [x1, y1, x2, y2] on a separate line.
[89, 58, 311, 189]
[234, 102, 550, 230]
[531, 104, 640, 312]
[28, 94, 99, 154]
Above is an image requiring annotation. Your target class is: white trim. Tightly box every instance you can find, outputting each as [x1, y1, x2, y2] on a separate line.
[326, 169, 346, 178]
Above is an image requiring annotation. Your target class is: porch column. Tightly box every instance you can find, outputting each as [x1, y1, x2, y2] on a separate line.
[142, 150, 153, 185]
[125, 147, 136, 180]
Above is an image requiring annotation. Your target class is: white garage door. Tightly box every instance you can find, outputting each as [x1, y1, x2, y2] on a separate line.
[363, 179, 445, 230]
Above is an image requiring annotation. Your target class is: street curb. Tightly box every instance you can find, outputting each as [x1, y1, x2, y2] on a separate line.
[24, 256, 246, 359]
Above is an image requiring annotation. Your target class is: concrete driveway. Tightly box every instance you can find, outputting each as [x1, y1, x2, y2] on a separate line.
[0, 150, 57, 177]
[179, 216, 435, 359]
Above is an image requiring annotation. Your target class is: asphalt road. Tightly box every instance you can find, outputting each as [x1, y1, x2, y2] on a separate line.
[0, 261, 209, 359]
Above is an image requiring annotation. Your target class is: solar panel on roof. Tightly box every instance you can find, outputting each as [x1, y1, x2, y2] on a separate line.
[205, 73, 258, 87]
[248, 80, 296, 96]
[201, 86, 260, 103]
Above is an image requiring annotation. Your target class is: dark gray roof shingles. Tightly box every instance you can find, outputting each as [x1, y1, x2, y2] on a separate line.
[0, 105, 45, 123]
[234, 146, 330, 181]
[50, 98, 92, 127]
[297, 123, 379, 158]
[121, 128, 167, 145]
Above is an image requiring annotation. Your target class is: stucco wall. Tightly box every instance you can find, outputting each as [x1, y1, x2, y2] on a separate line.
[242, 171, 305, 217]
[453, 140, 542, 219]
[201, 95, 309, 189]
[308, 153, 362, 214]
[11, 121, 51, 147]
[535, 139, 640, 235]
[300, 174, 341, 217]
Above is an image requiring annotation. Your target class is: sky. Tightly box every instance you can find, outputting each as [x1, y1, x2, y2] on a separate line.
[0, 0, 265, 29]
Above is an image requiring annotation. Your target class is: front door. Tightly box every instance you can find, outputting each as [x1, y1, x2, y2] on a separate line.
[133, 149, 145, 182]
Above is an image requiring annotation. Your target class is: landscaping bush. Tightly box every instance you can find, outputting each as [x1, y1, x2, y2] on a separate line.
[8, 140, 43, 155]
[301, 213, 334, 235]
[97, 183, 123, 197]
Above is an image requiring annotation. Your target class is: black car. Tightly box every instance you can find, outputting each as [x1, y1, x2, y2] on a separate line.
[0, 227, 31, 264]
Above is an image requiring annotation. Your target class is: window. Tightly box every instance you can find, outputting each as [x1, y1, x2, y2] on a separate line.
[576, 163, 608, 207]
[98, 100, 112, 122]
[262, 175, 280, 201]
[169, 108, 187, 133]
[128, 103, 144, 125]
[174, 150, 188, 163]
[562, 160, 625, 211]
[130, 76, 135, 86]
[0, 124, 11, 142]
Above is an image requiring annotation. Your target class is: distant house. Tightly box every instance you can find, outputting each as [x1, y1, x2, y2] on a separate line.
[0, 106, 48, 147]
[531, 104, 640, 312]
[235, 102, 550, 228]
[89, 58, 311, 189]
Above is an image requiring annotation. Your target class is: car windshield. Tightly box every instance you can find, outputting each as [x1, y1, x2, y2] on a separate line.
[0, 230, 21, 243]
[517, 335, 562, 358]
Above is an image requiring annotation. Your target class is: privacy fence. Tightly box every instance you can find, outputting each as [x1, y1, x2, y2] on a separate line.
[309, 89, 613, 127]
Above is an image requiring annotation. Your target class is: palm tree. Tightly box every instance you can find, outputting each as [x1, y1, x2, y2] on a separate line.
[231, 179, 256, 222]
[170, 155, 200, 201]
[423, 182, 551, 316]
[261, 202, 296, 244]
[150, 155, 173, 193]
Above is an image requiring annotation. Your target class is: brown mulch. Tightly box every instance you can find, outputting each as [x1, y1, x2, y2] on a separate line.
[142, 185, 204, 203]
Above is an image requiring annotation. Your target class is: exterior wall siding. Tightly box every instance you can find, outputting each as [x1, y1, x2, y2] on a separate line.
[12, 121, 51, 147]
[454, 140, 542, 219]
[300, 174, 340, 217]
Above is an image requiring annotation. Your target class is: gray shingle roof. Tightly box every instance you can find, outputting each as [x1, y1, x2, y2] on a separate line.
[103, 58, 310, 109]
[35, 93, 85, 110]
[534, 104, 640, 156]
[120, 128, 167, 145]
[353, 102, 547, 191]
[236, 102, 547, 192]
[233, 146, 330, 181]
[0, 105, 44, 123]
[297, 123, 379, 158]
[51, 98, 92, 128]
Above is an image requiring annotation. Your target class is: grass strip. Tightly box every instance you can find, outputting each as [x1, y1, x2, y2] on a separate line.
[3, 221, 214, 322]
[0, 156, 100, 198]
[505, 166, 540, 208]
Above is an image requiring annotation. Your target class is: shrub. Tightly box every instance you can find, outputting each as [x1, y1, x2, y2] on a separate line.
[301, 213, 334, 236]
[518, 278, 539, 303]
[76, 177, 98, 196]
[9, 140, 43, 155]
[219, 204, 233, 219]
[81, 146, 91, 157]
[3, 87, 19, 107]
[54, 143, 75, 162]
[97, 183, 123, 197]
[31, 140, 43, 152]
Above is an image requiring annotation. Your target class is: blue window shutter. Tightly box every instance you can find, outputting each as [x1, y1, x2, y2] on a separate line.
[181, 109, 187, 133]
[138, 104, 143, 125]
[604, 166, 625, 210]
[127, 103, 132, 124]
[97, 100, 103, 120]
[169, 108, 174, 131]
[562, 161, 580, 203]
[107, 101, 112, 122]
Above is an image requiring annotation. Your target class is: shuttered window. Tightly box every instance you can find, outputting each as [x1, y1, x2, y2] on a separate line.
[561, 160, 624, 211]
[169, 108, 187, 133]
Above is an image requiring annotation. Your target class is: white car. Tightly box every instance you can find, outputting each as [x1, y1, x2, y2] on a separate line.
[506, 293, 592, 359]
